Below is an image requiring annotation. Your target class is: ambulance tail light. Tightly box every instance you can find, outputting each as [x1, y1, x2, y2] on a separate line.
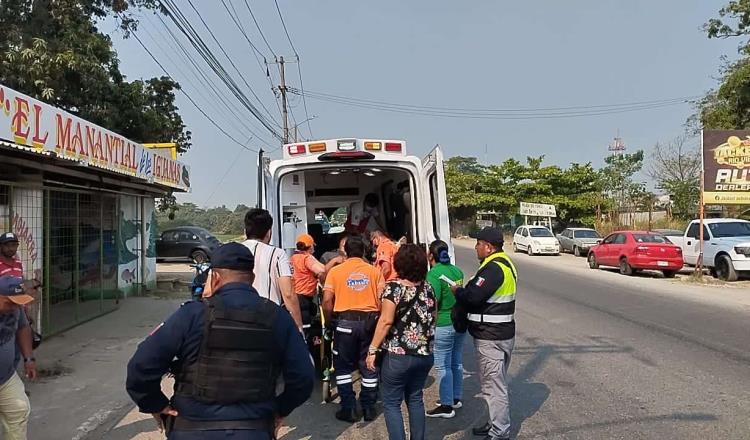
[308, 142, 327, 153]
[364, 142, 382, 151]
[288, 144, 306, 155]
[318, 151, 375, 161]
[385, 142, 402, 152]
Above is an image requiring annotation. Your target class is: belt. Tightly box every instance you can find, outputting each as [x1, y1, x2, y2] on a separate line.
[467, 313, 514, 324]
[337, 310, 377, 321]
[173, 417, 273, 432]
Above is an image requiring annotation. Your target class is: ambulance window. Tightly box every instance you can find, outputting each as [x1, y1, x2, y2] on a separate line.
[429, 174, 440, 239]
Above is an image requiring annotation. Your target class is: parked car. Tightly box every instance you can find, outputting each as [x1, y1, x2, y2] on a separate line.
[652, 229, 684, 242]
[557, 228, 602, 256]
[587, 231, 683, 278]
[669, 218, 750, 282]
[156, 227, 221, 263]
[513, 225, 560, 256]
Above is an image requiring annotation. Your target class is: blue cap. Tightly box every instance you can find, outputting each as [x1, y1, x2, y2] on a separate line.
[0, 276, 33, 304]
[210, 242, 254, 271]
[0, 232, 19, 244]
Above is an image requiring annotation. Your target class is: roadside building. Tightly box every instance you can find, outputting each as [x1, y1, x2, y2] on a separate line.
[0, 83, 190, 335]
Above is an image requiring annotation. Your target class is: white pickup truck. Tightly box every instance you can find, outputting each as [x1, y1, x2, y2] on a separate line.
[670, 218, 750, 281]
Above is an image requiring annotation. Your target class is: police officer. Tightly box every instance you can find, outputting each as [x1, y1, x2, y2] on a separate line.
[322, 235, 384, 423]
[126, 243, 314, 439]
[453, 227, 517, 440]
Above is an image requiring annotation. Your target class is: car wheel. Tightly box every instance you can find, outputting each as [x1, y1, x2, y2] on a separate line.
[513, 242, 519, 253]
[662, 270, 677, 278]
[619, 258, 634, 276]
[573, 245, 581, 257]
[715, 255, 739, 282]
[527, 245, 534, 256]
[588, 253, 599, 269]
[191, 250, 208, 264]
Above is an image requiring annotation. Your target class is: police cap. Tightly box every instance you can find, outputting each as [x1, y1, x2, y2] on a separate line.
[470, 227, 504, 246]
[210, 242, 255, 271]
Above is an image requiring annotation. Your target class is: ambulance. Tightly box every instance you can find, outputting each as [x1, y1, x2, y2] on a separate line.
[257, 138, 452, 259]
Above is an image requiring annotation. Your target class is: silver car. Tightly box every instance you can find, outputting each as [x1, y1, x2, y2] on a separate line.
[557, 228, 602, 257]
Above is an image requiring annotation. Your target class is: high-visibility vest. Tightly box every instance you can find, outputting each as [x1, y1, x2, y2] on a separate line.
[467, 252, 517, 324]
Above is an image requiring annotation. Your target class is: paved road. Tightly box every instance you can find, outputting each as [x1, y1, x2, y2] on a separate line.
[106, 242, 750, 439]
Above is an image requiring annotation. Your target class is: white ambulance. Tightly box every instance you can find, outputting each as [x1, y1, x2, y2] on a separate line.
[257, 138, 452, 258]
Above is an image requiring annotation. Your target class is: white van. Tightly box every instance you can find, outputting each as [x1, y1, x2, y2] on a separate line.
[257, 138, 452, 259]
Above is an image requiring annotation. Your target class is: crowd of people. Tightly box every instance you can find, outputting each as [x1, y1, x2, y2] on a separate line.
[125, 205, 518, 440]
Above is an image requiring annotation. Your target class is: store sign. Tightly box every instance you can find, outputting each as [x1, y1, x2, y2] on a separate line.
[520, 202, 557, 217]
[0, 84, 190, 191]
[703, 130, 750, 205]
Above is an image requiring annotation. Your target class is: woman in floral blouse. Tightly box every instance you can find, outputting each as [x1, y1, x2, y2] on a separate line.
[366, 244, 437, 440]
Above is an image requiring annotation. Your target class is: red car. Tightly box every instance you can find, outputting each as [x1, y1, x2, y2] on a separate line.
[587, 231, 684, 278]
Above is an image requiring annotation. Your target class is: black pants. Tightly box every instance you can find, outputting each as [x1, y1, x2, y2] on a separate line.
[333, 319, 379, 410]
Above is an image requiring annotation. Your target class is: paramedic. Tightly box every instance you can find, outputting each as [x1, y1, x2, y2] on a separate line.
[322, 235, 384, 423]
[371, 230, 398, 281]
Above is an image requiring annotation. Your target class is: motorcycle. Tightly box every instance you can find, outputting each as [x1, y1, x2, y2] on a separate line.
[189, 262, 211, 301]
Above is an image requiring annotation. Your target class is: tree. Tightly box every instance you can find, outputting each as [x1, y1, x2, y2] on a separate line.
[648, 136, 701, 219]
[695, 2, 750, 130]
[0, 0, 191, 152]
[600, 150, 645, 217]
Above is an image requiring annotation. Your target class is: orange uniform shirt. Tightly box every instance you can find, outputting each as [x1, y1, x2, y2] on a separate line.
[291, 252, 322, 296]
[376, 239, 399, 281]
[324, 257, 383, 313]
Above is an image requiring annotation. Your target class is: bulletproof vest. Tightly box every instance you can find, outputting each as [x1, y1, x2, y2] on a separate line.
[173, 295, 281, 405]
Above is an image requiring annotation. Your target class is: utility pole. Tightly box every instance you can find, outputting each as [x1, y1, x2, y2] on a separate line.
[279, 56, 289, 144]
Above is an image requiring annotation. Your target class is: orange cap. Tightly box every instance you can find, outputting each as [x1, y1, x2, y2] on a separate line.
[296, 233, 315, 248]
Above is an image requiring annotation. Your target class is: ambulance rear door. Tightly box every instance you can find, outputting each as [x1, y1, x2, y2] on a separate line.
[420, 146, 452, 253]
[257, 150, 280, 246]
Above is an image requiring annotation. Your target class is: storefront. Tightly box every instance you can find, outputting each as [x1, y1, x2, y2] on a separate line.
[0, 84, 190, 335]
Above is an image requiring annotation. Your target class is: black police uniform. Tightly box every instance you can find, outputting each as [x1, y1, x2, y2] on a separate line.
[126, 243, 314, 439]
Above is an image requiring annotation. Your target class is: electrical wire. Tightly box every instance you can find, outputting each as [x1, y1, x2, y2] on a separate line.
[159, 0, 282, 143]
[129, 28, 259, 152]
[289, 88, 698, 120]
[243, 0, 277, 58]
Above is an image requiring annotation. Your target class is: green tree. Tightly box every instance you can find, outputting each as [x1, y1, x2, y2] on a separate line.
[0, 0, 191, 152]
[648, 136, 701, 220]
[600, 150, 645, 215]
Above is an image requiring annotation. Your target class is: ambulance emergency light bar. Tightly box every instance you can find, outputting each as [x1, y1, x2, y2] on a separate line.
[284, 139, 405, 158]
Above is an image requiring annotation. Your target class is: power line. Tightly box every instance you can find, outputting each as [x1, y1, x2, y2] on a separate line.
[159, 0, 282, 143]
[243, 0, 277, 57]
[141, 13, 259, 139]
[184, 0, 280, 127]
[273, 0, 298, 55]
[272, 0, 313, 138]
[129, 27, 258, 152]
[203, 143, 249, 207]
[289, 89, 698, 120]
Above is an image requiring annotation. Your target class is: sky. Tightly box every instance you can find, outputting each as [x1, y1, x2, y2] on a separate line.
[108, 0, 739, 208]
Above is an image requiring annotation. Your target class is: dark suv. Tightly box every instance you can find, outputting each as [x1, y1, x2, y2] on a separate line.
[156, 227, 221, 263]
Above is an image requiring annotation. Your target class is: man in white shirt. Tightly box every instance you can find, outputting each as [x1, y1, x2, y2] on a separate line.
[242, 209, 303, 331]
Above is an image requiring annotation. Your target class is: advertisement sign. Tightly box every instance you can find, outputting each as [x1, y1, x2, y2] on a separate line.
[702, 130, 750, 205]
[520, 202, 557, 217]
[0, 84, 190, 191]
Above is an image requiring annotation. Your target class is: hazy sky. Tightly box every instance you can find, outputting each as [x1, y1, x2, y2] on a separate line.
[109, 1, 738, 208]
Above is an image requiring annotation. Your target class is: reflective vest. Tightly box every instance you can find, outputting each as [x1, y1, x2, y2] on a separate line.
[467, 252, 517, 325]
[173, 295, 281, 405]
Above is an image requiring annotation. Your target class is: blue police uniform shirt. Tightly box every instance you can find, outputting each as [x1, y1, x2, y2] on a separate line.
[126, 282, 314, 420]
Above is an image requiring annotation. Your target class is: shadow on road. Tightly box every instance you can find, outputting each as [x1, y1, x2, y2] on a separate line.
[532, 412, 718, 437]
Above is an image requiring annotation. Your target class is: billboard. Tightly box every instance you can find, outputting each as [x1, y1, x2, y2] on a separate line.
[0, 83, 190, 191]
[520, 202, 557, 217]
[702, 130, 750, 205]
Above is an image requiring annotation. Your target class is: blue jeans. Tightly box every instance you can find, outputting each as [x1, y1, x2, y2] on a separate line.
[433, 325, 466, 406]
[380, 352, 434, 440]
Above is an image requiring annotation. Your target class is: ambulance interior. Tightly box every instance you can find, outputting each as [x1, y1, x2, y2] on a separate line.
[277, 167, 414, 259]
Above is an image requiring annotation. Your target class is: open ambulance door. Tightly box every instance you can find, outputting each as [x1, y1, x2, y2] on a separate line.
[257, 150, 280, 246]
[421, 146, 453, 256]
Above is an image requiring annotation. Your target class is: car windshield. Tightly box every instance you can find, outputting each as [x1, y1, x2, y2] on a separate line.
[708, 222, 750, 238]
[195, 230, 218, 241]
[529, 228, 553, 237]
[633, 234, 670, 244]
[574, 230, 600, 239]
